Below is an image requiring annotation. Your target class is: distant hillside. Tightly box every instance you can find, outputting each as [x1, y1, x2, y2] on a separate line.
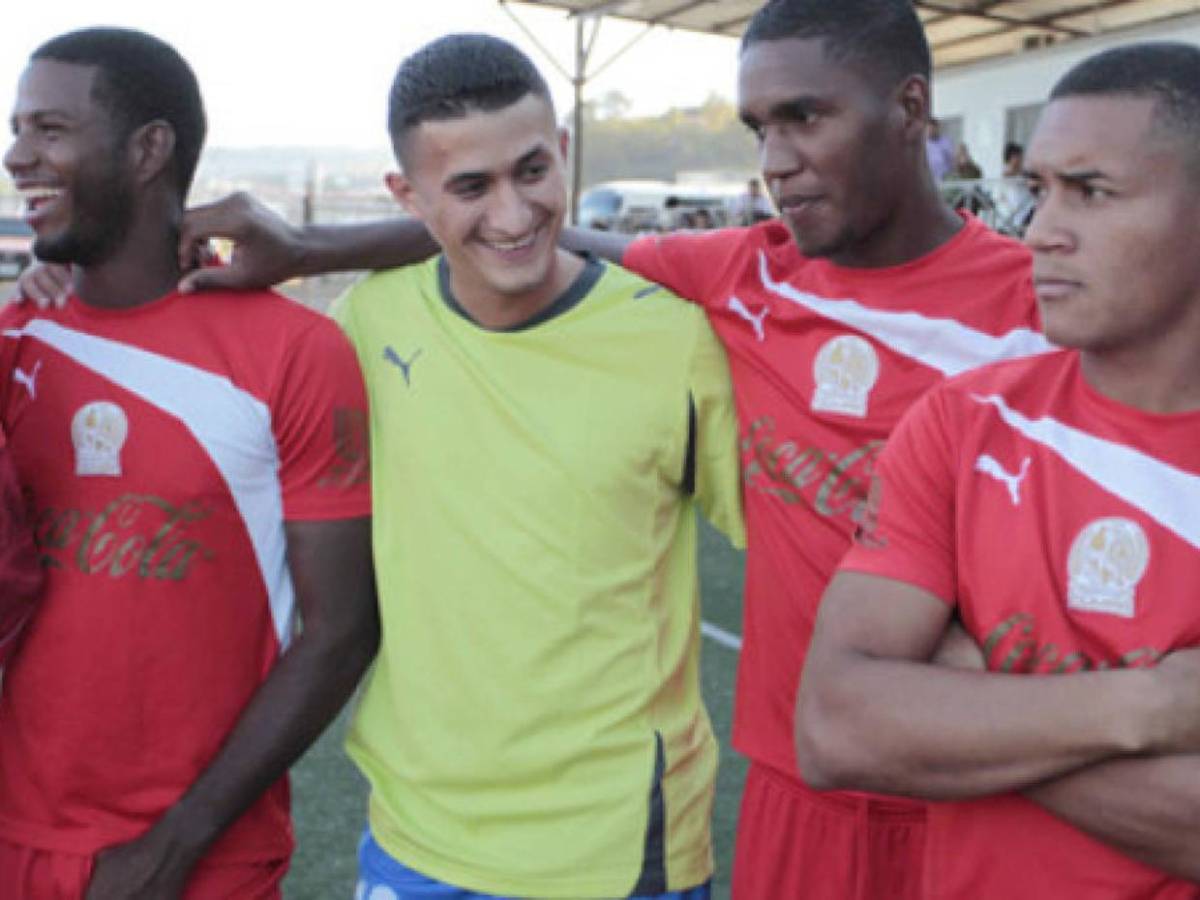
[576, 92, 758, 186]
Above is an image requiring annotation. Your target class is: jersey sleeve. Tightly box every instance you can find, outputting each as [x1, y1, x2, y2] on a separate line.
[688, 313, 746, 548]
[838, 387, 959, 606]
[0, 427, 42, 666]
[271, 316, 371, 521]
[623, 229, 744, 310]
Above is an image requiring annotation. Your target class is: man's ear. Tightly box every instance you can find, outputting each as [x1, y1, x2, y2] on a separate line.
[895, 75, 932, 143]
[384, 171, 422, 221]
[128, 119, 177, 186]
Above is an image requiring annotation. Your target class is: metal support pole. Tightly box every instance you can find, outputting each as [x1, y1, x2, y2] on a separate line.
[572, 17, 585, 224]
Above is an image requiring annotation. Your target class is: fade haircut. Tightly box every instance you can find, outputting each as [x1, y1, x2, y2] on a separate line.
[1050, 42, 1200, 177]
[32, 27, 207, 198]
[742, 0, 931, 90]
[388, 33, 553, 161]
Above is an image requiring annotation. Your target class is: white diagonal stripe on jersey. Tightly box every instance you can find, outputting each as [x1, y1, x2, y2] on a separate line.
[757, 251, 1054, 376]
[972, 392, 1200, 550]
[5, 319, 296, 645]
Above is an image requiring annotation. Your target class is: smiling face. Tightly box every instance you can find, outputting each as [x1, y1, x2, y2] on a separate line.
[1024, 95, 1200, 356]
[4, 59, 134, 266]
[388, 93, 572, 311]
[737, 37, 912, 264]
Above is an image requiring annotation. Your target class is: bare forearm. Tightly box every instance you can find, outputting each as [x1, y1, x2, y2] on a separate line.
[798, 651, 1158, 800]
[156, 621, 378, 855]
[1027, 755, 1200, 881]
[560, 226, 633, 265]
[297, 218, 439, 275]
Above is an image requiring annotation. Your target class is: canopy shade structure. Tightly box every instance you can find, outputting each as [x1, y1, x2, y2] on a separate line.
[510, 0, 1199, 68]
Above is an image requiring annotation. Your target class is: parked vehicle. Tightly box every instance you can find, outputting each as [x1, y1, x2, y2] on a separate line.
[578, 180, 744, 233]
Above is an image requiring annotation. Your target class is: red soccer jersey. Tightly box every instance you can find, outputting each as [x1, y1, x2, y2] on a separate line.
[841, 351, 1200, 898]
[0, 424, 41, 665]
[0, 290, 370, 862]
[624, 214, 1045, 780]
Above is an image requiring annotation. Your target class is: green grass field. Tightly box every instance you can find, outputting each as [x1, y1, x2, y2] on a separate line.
[284, 518, 747, 899]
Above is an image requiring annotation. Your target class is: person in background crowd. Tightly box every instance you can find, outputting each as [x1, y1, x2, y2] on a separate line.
[925, 116, 955, 180]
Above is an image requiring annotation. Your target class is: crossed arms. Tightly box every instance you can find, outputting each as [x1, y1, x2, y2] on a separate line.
[797, 571, 1200, 881]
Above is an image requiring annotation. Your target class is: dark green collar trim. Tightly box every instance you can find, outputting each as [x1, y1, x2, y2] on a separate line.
[437, 253, 603, 332]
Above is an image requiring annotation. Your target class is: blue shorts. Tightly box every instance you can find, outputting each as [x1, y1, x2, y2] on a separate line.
[355, 829, 711, 900]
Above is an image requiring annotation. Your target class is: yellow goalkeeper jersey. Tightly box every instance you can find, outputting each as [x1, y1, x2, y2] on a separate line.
[333, 255, 743, 898]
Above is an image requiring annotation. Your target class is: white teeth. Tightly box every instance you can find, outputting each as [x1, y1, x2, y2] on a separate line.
[17, 186, 63, 211]
[488, 233, 536, 252]
[17, 186, 62, 201]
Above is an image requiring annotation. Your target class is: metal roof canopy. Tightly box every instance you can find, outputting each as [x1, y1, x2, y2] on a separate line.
[509, 0, 1199, 69]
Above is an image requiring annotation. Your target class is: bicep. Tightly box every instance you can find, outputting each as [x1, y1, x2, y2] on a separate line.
[283, 517, 376, 634]
[812, 571, 955, 667]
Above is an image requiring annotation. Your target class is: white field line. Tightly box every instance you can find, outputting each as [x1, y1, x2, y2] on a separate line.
[701, 620, 743, 651]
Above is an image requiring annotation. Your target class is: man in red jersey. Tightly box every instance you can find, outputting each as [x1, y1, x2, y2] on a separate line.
[1, 28, 377, 898]
[20, 2, 1046, 896]
[799, 42, 1200, 896]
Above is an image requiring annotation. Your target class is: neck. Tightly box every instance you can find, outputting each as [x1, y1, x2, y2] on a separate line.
[74, 202, 183, 310]
[1080, 334, 1200, 415]
[831, 168, 964, 269]
[450, 248, 585, 331]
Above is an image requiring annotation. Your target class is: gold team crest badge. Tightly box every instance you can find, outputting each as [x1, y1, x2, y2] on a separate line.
[811, 334, 880, 418]
[1067, 517, 1150, 619]
[72, 401, 129, 477]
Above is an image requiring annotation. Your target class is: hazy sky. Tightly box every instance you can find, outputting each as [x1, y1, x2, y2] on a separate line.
[3, 1, 742, 149]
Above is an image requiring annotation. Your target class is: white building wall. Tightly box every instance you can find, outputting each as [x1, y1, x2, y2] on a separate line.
[931, 14, 1200, 178]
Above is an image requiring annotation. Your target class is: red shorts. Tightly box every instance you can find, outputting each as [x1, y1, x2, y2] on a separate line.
[0, 837, 288, 900]
[731, 762, 926, 900]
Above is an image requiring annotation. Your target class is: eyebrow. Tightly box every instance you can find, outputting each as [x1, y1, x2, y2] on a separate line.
[10, 108, 76, 129]
[1023, 168, 1107, 184]
[443, 144, 549, 190]
[741, 95, 825, 128]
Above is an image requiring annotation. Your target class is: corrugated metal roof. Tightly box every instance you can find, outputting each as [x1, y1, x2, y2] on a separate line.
[507, 0, 1200, 68]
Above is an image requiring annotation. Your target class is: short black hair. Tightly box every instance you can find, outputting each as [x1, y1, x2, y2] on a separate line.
[742, 0, 931, 89]
[32, 27, 206, 198]
[387, 33, 552, 158]
[1050, 42, 1200, 167]
[1003, 142, 1023, 164]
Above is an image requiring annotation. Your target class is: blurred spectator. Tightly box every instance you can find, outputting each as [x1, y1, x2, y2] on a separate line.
[693, 208, 714, 230]
[736, 179, 774, 225]
[1003, 141, 1025, 176]
[952, 143, 982, 179]
[925, 117, 954, 181]
[996, 141, 1035, 235]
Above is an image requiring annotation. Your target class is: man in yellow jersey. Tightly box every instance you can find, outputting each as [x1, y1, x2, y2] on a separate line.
[330, 34, 743, 899]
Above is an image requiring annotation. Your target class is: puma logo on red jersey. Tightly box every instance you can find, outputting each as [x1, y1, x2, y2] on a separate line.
[975, 453, 1031, 506]
[727, 297, 769, 342]
[12, 360, 41, 400]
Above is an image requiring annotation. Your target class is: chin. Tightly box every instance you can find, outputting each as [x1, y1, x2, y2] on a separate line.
[32, 235, 79, 266]
[1040, 322, 1092, 352]
[784, 222, 852, 261]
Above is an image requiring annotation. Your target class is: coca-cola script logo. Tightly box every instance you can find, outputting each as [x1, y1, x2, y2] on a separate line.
[35, 493, 214, 581]
[980, 611, 1162, 674]
[740, 415, 883, 523]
